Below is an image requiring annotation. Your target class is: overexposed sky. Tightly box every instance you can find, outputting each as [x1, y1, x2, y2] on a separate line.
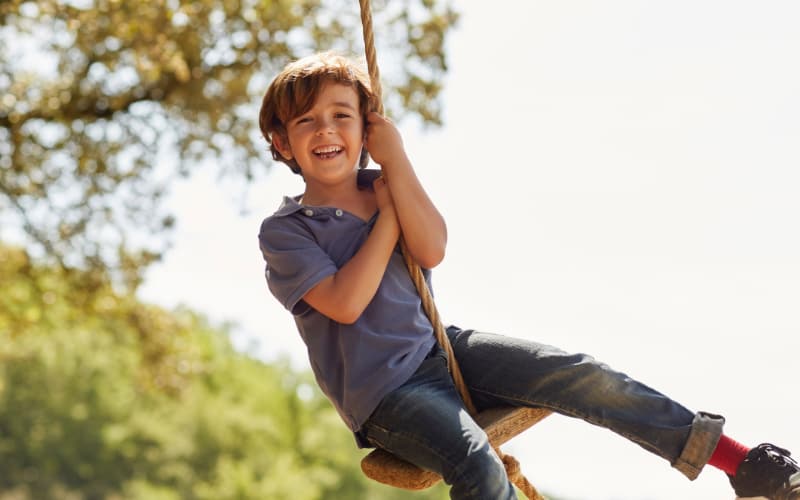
[140, 2, 800, 498]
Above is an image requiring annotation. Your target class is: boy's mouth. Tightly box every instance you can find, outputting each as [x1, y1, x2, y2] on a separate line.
[312, 145, 343, 160]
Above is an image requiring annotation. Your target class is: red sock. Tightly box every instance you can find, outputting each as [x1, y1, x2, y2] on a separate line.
[708, 434, 751, 476]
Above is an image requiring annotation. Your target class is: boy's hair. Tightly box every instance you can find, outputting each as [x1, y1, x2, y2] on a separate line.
[259, 52, 375, 174]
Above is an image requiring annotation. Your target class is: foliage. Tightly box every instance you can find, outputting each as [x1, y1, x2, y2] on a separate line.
[0, 2, 460, 496]
[0, 243, 451, 499]
[0, 0, 458, 287]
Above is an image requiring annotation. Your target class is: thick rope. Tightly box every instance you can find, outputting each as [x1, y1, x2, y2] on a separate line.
[357, 1, 541, 498]
[358, 0, 384, 116]
[358, 0, 473, 412]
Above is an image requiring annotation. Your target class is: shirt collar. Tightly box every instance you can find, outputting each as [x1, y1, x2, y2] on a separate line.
[272, 169, 383, 218]
[272, 194, 305, 217]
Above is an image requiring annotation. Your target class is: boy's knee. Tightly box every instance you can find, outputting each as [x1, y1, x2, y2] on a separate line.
[447, 445, 516, 499]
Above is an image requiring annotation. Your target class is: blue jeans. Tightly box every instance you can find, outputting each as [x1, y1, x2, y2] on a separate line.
[359, 326, 725, 499]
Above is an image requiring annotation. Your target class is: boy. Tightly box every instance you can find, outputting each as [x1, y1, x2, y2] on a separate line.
[257, 52, 799, 499]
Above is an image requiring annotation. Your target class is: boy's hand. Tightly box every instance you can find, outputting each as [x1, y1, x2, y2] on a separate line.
[365, 112, 446, 269]
[364, 112, 407, 168]
[373, 176, 396, 215]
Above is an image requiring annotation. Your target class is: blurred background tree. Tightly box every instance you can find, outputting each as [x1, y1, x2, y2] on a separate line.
[0, 1, 462, 498]
[0, 0, 458, 290]
[0, 243, 453, 499]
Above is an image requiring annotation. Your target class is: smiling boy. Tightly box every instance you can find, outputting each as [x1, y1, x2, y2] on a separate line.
[257, 52, 800, 499]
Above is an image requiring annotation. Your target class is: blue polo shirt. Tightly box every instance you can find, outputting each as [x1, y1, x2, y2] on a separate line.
[258, 170, 436, 443]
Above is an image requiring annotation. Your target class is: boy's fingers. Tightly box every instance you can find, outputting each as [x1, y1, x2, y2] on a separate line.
[373, 177, 391, 196]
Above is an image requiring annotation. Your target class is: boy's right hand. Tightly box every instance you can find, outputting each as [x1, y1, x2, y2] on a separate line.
[373, 176, 400, 238]
[373, 176, 396, 214]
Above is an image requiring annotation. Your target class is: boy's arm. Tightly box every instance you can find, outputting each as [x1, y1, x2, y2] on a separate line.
[365, 112, 447, 269]
[302, 177, 400, 324]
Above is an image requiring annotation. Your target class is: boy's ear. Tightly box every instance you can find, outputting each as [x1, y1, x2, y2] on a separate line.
[272, 133, 293, 160]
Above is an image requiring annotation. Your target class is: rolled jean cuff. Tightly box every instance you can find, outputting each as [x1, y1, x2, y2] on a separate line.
[673, 411, 725, 480]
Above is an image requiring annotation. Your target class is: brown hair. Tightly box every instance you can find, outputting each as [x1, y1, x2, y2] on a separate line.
[259, 52, 375, 174]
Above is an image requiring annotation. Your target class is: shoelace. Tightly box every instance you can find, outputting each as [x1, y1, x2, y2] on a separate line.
[758, 444, 800, 471]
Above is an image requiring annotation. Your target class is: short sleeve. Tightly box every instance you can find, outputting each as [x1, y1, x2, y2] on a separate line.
[258, 216, 337, 314]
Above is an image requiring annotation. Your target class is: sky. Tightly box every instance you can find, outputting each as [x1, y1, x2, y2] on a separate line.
[139, 2, 800, 499]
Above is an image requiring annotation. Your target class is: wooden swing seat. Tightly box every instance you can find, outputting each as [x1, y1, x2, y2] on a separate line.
[361, 406, 553, 490]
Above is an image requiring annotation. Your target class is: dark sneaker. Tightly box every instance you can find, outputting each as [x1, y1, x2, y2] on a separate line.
[729, 443, 800, 499]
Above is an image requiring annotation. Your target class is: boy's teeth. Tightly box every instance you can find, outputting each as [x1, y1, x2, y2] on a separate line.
[314, 146, 342, 154]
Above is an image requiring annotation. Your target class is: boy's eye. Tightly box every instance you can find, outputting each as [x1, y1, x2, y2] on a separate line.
[335, 113, 351, 119]
[296, 117, 312, 124]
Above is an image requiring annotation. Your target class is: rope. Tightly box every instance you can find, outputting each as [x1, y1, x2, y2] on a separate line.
[358, 0, 475, 416]
[358, 0, 384, 116]
[501, 453, 542, 500]
[357, 1, 542, 498]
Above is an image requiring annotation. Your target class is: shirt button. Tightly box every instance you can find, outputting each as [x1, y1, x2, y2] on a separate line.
[303, 209, 313, 216]
[335, 209, 343, 217]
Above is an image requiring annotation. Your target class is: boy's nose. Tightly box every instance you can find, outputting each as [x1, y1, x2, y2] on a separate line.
[315, 120, 335, 135]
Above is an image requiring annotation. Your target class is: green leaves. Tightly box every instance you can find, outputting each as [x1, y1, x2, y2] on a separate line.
[0, 244, 452, 499]
[0, 0, 458, 287]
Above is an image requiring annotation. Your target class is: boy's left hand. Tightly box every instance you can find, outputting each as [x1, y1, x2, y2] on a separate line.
[364, 112, 407, 168]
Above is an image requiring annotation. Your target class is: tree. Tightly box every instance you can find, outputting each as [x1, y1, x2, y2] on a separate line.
[0, 0, 458, 288]
[0, 243, 453, 499]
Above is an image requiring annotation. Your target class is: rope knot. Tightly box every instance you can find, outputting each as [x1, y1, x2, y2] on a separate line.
[501, 452, 521, 480]
[500, 450, 544, 500]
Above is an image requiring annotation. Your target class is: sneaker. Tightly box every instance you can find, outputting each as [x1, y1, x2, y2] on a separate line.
[729, 443, 800, 499]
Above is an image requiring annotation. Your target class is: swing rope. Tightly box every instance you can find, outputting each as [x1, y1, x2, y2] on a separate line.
[357, 1, 543, 498]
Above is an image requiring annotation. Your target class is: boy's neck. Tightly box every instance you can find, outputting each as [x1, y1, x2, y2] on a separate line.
[301, 174, 376, 220]
[301, 175, 362, 204]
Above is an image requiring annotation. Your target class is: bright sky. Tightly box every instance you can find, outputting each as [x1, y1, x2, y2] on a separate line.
[139, 2, 800, 499]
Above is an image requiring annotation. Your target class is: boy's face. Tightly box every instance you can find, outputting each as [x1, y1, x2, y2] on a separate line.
[274, 82, 365, 184]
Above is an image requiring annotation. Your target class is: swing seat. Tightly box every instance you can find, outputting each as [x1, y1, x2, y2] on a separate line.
[361, 406, 552, 490]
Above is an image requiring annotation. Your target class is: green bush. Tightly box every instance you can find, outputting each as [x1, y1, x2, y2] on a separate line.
[0, 245, 448, 499]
